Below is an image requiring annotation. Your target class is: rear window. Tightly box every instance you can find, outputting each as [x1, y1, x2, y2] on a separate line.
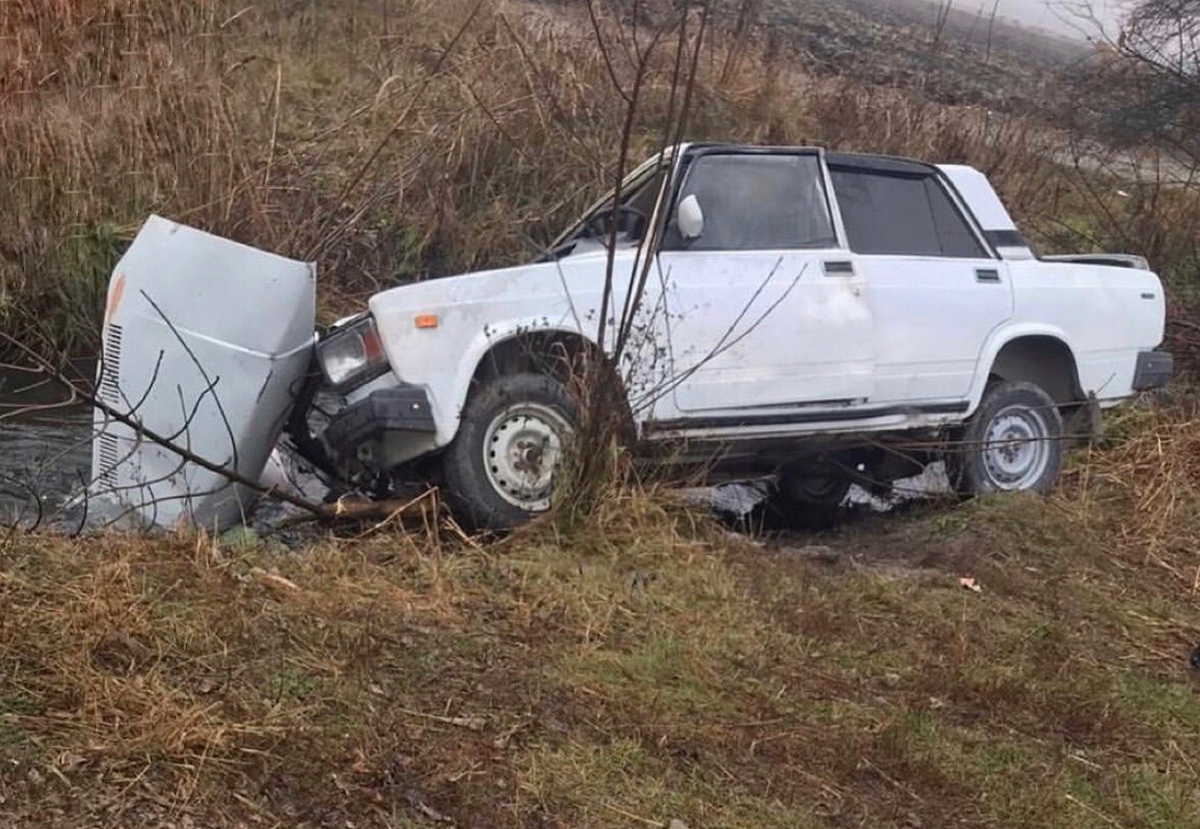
[830, 168, 987, 258]
[672, 153, 837, 251]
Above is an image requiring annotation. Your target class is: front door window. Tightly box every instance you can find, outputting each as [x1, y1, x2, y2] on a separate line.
[665, 152, 838, 252]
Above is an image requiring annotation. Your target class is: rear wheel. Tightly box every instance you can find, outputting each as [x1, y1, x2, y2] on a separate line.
[440, 373, 577, 531]
[950, 380, 1063, 495]
[779, 466, 852, 506]
[765, 464, 852, 530]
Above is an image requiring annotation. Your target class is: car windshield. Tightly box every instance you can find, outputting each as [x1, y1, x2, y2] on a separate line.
[545, 149, 677, 258]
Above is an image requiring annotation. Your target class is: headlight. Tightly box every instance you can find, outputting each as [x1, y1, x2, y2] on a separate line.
[317, 314, 389, 389]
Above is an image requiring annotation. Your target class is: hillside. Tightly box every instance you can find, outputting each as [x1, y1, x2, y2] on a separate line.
[3, 0, 1200, 826]
[766, 0, 1090, 115]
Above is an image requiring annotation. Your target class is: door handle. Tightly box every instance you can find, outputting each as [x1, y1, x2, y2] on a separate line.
[976, 268, 1001, 283]
[823, 260, 855, 276]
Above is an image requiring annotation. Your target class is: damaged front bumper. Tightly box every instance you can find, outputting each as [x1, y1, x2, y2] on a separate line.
[285, 307, 443, 485]
[286, 354, 441, 489]
[322, 383, 437, 465]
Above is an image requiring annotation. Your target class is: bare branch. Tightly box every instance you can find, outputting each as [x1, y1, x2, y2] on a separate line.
[587, 0, 634, 105]
[0, 331, 328, 520]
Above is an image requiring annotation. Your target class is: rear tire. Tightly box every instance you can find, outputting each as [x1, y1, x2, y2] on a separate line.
[440, 373, 577, 532]
[949, 380, 1063, 496]
[765, 465, 852, 531]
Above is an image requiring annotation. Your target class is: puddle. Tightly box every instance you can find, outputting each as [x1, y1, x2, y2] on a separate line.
[0, 367, 93, 529]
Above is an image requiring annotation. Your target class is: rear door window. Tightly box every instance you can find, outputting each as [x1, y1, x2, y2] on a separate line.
[830, 167, 988, 258]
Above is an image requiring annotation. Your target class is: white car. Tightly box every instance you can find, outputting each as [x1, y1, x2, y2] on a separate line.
[290, 144, 1171, 529]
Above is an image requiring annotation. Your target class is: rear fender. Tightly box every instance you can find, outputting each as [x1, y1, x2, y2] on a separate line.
[968, 323, 1078, 415]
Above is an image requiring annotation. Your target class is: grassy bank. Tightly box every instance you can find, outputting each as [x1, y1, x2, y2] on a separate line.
[2, 410, 1200, 827]
[4, 0, 1198, 358]
[5, 3, 1200, 824]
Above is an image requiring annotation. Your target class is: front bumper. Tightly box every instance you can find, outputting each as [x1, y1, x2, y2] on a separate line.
[323, 384, 437, 461]
[1132, 349, 1174, 392]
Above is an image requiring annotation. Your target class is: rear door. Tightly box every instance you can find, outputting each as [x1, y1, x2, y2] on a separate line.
[827, 158, 1013, 404]
[654, 149, 875, 416]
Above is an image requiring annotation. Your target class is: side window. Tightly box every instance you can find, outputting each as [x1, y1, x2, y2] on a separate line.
[670, 154, 837, 251]
[924, 178, 990, 258]
[830, 168, 988, 258]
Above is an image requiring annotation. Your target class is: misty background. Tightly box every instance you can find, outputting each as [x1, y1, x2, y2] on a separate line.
[957, 0, 1127, 38]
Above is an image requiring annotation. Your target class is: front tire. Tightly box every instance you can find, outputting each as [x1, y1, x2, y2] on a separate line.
[440, 373, 577, 531]
[950, 380, 1064, 496]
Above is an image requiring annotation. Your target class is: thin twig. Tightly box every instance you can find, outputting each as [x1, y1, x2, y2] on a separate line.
[0, 331, 327, 519]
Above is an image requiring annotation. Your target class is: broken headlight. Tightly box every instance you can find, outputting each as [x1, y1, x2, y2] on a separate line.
[316, 314, 390, 390]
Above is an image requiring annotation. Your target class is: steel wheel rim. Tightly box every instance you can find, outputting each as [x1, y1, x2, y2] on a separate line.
[981, 404, 1050, 491]
[482, 403, 572, 511]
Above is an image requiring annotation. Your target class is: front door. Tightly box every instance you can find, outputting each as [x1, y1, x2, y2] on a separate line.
[654, 150, 874, 416]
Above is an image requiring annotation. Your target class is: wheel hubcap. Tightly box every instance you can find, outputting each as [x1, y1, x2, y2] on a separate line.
[981, 405, 1050, 490]
[483, 403, 572, 511]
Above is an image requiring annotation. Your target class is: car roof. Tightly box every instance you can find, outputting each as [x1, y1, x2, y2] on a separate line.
[681, 142, 943, 176]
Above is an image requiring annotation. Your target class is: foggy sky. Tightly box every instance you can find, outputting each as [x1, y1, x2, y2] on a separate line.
[957, 0, 1128, 39]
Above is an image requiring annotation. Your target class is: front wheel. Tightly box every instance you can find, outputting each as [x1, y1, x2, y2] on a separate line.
[440, 373, 577, 531]
[949, 380, 1064, 496]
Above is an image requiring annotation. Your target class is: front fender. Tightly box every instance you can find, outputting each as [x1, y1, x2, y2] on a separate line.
[367, 254, 637, 449]
[442, 319, 594, 439]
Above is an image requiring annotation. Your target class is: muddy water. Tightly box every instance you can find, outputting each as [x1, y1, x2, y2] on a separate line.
[0, 367, 319, 533]
[0, 369, 94, 529]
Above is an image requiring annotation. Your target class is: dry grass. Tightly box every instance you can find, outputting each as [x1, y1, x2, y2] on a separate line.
[6, 0, 1200, 359]
[2, 442, 1200, 827]
[1058, 402, 1200, 589]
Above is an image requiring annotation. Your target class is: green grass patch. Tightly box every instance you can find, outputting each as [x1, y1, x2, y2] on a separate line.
[2, 420, 1200, 827]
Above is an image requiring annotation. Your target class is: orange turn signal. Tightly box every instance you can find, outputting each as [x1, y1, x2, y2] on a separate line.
[415, 314, 439, 329]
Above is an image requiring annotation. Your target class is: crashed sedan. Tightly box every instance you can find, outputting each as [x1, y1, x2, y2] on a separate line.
[93, 143, 1172, 530]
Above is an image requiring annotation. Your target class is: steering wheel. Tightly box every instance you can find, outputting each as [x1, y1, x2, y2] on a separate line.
[583, 205, 648, 241]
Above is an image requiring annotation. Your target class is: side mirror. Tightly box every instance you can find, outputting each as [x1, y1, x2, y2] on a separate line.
[676, 194, 704, 240]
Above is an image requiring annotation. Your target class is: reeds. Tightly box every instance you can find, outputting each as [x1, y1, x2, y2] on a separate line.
[6, 0, 1197, 361]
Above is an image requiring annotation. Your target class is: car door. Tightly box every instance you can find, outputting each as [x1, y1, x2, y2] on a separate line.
[827, 158, 1013, 404]
[652, 149, 875, 419]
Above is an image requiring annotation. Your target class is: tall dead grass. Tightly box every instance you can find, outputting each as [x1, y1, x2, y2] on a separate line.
[7, 0, 1198, 360]
[1063, 404, 1200, 588]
